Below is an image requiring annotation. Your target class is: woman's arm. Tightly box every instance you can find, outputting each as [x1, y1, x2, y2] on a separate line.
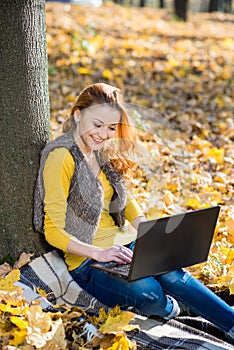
[124, 191, 146, 230]
[43, 148, 76, 252]
[67, 238, 132, 264]
[131, 215, 146, 230]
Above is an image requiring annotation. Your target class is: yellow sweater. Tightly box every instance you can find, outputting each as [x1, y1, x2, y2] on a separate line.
[43, 148, 143, 271]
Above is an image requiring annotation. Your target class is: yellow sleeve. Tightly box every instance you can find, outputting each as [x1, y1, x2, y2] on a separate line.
[43, 147, 75, 252]
[124, 191, 144, 224]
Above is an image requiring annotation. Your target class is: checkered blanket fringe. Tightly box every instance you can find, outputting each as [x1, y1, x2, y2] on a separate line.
[19, 250, 234, 350]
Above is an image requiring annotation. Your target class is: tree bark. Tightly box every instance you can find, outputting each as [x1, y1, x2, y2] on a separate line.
[159, 0, 165, 8]
[0, 0, 50, 261]
[209, 0, 232, 12]
[174, 0, 189, 21]
[209, 0, 219, 12]
[224, 0, 232, 12]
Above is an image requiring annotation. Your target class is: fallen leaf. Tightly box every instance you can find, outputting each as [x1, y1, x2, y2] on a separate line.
[13, 253, 34, 270]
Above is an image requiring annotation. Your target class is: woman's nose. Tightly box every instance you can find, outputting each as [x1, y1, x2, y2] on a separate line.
[99, 126, 108, 139]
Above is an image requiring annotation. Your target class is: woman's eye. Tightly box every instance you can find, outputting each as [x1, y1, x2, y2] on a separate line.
[94, 123, 101, 128]
[109, 126, 117, 131]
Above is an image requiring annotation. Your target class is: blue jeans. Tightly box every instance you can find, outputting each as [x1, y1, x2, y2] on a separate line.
[70, 248, 234, 333]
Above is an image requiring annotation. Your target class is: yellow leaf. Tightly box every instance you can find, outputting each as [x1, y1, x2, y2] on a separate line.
[165, 179, 180, 192]
[9, 328, 27, 347]
[0, 269, 20, 291]
[102, 69, 114, 80]
[27, 305, 51, 333]
[0, 303, 25, 315]
[206, 147, 224, 164]
[27, 315, 66, 349]
[198, 140, 212, 150]
[109, 336, 131, 350]
[77, 67, 91, 75]
[213, 173, 226, 184]
[93, 307, 108, 326]
[223, 38, 234, 47]
[164, 57, 180, 73]
[226, 217, 234, 237]
[41, 318, 67, 349]
[168, 57, 180, 67]
[0, 287, 25, 307]
[229, 278, 234, 295]
[215, 97, 225, 108]
[70, 55, 80, 64]
[182, 197, 201, 209]
[220, 66, 232, 79]
[99, 311, 136, 334]
[222, 247, 234, 265]
[200, 189, 221, 205]
[164, 191, 176, 207]
[10, 316, 28, 330]
[36, 287, 48, 298]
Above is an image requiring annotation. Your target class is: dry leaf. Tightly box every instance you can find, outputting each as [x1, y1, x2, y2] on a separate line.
[0, 263, 12, 278]
[26, 305, 66, 349]
[99, 311, 137, 334]
[13, 253, 34, 270]
[0, 270, 20, 292]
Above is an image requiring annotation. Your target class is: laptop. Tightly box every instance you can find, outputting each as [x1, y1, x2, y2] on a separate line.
[91, 205, 220, 281]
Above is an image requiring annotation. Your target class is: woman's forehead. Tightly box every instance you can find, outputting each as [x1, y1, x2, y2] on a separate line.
[82, 104, 121, 123]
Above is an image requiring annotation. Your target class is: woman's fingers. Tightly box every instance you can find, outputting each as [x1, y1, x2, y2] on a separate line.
[115, 245, 133, 262]
[98, 245, 133, 263]
[110, 245, 132, 263]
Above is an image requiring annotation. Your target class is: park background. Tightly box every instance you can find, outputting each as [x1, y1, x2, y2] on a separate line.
[0, 0, 234, 348]
[47, 0, 234, 293]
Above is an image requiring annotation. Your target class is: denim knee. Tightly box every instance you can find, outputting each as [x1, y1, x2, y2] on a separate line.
[158, 269, 191, 291]
[128, 277, 165, 304]
[128, 277, 172, 317]
[159, 269, 191, 282]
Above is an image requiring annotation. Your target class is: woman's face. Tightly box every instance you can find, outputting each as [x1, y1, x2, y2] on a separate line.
[75, 104, 121, 153]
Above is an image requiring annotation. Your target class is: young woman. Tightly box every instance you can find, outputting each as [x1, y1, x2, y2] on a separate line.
[34, 82, 234, 338]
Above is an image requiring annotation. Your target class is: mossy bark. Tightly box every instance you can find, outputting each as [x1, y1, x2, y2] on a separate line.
[0, 0, 51, 261]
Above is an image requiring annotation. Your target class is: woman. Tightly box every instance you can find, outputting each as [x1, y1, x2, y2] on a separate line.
[34, 82, 234, 338]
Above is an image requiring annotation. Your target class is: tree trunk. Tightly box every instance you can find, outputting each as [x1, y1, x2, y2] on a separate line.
[174, 0, 189, 21]
[159, 0, 165, 8]
[0, 0, 50, 261]
[140, 0, 146, 7]
[209, 0, 232, 12]
[224, 0, 232, 12]
[209, 0, 219, 11]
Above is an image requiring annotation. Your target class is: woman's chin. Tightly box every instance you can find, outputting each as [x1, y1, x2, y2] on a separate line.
[91, 141, 105, 151]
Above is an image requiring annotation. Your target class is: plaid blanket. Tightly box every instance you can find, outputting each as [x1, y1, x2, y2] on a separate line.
[19, 250, 234, 350]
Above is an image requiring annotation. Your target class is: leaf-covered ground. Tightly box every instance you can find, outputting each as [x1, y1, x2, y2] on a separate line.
[0, 263, 138, 349]
[46, 2, 234, 293]
[0, 2, 234, 349]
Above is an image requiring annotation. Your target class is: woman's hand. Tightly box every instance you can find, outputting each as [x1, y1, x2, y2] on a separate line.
[95, 245, 133, 264]
[67, 239, 133, 264]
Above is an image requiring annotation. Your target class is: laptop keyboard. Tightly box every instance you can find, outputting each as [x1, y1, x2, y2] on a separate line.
[104, 262, 131, 276]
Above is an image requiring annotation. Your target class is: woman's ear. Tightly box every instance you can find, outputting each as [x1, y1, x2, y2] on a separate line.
[74, 110, 80, 124]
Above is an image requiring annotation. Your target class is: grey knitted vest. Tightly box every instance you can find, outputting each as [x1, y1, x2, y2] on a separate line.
[33, 132, 127, 244]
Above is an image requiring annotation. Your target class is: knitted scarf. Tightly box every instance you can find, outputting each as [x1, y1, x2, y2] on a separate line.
[33, 132, 127, 244]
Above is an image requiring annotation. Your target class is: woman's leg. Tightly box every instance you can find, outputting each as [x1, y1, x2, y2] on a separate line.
[70, 260, 179, 319]
[157, 268, 234, 334]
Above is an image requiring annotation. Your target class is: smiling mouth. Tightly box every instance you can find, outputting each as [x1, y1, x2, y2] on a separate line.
[92, 136, 104, 144]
